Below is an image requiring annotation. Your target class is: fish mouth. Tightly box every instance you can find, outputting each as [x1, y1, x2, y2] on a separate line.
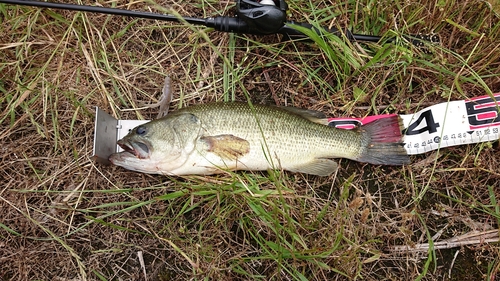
[117, 139, 150, 159]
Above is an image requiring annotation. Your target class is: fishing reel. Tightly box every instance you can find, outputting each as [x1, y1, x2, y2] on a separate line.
[235, 0, 288, 34]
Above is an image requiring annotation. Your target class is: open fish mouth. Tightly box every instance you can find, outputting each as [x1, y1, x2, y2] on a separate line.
[117, 139, 150, 159]
[117, 140, 137, 157]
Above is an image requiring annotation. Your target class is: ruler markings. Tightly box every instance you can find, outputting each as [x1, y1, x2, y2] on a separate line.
[328, 93, 500, 155]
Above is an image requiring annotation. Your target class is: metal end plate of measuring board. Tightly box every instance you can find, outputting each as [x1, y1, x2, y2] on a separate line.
[92, 107, 149, 164]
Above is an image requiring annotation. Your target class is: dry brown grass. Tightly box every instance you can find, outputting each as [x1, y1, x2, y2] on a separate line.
[1, 0, 500, 280]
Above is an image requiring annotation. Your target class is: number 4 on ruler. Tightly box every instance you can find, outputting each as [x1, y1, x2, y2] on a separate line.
[404, 109, 441, 135]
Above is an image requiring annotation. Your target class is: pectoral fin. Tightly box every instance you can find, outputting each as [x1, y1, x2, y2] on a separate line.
[291, 158, 338, 176]
[201, 134, 250, 160]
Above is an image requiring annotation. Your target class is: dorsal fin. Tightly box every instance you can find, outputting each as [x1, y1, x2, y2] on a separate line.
[280, 107, 329, 125]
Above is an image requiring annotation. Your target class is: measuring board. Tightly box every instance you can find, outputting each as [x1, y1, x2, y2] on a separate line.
[328, 93, 500, 155]
[93, 93, 500, 163]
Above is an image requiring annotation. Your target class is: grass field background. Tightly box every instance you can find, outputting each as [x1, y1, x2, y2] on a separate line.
[1, 0, 499, 280]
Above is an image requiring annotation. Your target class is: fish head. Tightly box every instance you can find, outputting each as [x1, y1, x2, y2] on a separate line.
[109, 112, 202, 174]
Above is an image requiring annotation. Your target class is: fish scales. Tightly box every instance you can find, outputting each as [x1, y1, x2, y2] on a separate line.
[190, 102, 363, 161]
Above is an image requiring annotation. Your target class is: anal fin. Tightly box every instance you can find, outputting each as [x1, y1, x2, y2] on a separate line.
[290, 158, 338, 176]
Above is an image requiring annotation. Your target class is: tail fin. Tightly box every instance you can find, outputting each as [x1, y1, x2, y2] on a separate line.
[356, 116, 410, 165]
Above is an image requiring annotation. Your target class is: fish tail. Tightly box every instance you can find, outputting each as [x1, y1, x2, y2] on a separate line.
[356, 116, 410, 165]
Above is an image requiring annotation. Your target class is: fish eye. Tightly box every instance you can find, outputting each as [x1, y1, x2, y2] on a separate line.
[136, 126, 147, 135]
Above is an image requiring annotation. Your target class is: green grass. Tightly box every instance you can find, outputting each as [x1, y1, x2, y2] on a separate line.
[1, 0, 499, 280]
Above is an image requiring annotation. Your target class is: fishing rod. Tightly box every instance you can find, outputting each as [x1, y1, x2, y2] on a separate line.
[0, 0, 438, 46]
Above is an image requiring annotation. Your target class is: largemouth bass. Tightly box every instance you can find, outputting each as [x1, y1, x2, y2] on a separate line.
[109, 102, 410, 176]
